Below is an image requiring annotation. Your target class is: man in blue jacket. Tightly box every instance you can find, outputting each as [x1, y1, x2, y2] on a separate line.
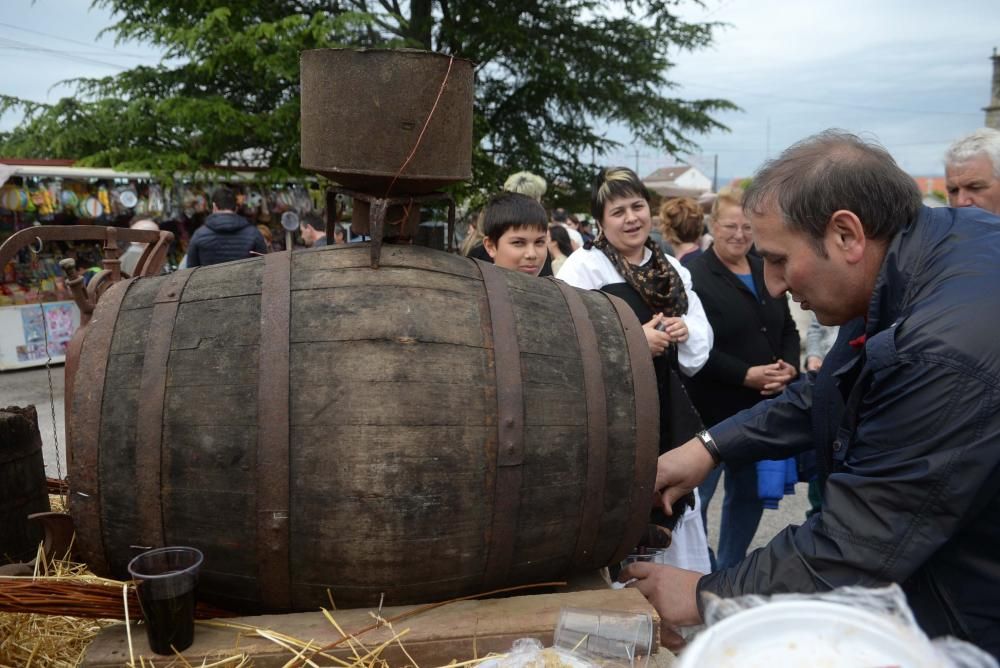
[186, 186, 266, 266]
[625, 130, 1000, 657]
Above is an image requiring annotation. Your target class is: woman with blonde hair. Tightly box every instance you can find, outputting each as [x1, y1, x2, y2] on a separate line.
[659, 197, 704, 265]
[460, 210, 486, 258]
[684, 185, 800, 570]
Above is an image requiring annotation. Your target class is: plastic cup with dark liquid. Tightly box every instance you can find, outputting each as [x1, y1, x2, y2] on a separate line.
[127, 546, 203, 655]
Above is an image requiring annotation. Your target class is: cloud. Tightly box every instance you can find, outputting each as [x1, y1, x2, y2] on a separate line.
[651, 0, 999, 179]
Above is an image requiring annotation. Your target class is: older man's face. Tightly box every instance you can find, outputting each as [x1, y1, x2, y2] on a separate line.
[945, 154, 1000, 214]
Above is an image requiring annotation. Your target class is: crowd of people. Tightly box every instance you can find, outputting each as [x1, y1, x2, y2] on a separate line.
[459, 127, 1000, 658]
[116, 124, 1000, 656]
[119, 186, 358, 273]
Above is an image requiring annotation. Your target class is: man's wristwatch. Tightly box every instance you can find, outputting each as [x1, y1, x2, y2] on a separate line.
[696, 430, 722, 467]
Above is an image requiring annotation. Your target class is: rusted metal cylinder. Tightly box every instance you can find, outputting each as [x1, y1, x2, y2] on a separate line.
[65, 245, 658, 613]
[300, 48, 474, 195]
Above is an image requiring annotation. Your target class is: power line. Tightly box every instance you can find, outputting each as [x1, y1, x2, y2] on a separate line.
[0, 45, 154, 59]
[679, 81, 981, 117]
[694, 138, 963, 154]
[0, 19, 155, 58]
[0, 35, 126, 70]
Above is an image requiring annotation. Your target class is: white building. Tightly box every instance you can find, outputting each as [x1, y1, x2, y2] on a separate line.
[643, 165, 712, 198]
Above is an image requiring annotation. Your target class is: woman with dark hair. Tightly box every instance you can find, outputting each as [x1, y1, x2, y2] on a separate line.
[547, 224, 574, 274]
[557, 166, 714, 573]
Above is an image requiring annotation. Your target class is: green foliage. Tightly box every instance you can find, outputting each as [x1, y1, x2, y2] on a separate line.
[0, 0, 735, 199]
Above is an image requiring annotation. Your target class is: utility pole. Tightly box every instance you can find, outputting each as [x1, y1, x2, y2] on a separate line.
[712, 154, 718, 192]
[634, 148, 640, 174]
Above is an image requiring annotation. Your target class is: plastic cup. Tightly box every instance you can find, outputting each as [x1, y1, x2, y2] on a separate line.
[127, 546, 203, 655]
[554, 607, 654, 668]
[609, 549, 662, 584]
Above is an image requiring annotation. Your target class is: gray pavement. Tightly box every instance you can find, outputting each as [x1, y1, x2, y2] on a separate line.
[0, 364, 810, 555]
[705, 478, 811, 557]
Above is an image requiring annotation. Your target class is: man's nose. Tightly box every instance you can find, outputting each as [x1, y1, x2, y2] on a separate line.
[763, 263, 786, 298]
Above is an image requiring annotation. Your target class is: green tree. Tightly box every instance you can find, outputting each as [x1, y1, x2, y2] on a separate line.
[0, 1, 735, 198]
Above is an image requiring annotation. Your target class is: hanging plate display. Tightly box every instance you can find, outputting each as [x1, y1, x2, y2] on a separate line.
[0, 185, 25, 211]
[78, 196, 103, 218]
[61, 189, 79, 211]
[119, 189, 138, 209]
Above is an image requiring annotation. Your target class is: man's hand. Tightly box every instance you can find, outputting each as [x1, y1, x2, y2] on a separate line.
[806, 355, 823, 372]
[642, 314, 672, 357]
[620, 562, 703, 650]
[743, 359, 797, 396]
[655, 438, 715, 513]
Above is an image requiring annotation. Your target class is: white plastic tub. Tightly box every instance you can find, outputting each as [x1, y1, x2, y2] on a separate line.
[677, 600, 940, 668]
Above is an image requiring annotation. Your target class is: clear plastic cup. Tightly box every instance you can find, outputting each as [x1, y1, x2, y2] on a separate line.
[554, 607, 655, 668]
[127, 546, 203, 655]
[609, 549, 663, 584]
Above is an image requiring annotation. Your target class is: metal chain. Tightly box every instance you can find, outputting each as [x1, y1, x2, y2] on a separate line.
[40, 303, 67, 508]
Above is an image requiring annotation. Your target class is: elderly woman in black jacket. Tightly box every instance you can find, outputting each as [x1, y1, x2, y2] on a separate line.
[684, 186, 800, 570]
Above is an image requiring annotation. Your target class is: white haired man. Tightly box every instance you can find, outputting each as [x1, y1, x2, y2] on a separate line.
[944, 128, 1000, 214]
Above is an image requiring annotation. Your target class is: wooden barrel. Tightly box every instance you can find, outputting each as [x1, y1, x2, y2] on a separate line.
[0, 405, 51, 563]
[67, 244, 657, 612]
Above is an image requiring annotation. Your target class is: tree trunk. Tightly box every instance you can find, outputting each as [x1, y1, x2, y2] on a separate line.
[409, 0, 433, 50]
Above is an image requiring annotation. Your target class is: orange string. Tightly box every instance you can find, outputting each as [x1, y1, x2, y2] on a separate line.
[382, 55, 456, 199]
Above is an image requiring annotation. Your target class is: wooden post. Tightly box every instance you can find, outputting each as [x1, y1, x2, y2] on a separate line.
[0, 405, 51, 563]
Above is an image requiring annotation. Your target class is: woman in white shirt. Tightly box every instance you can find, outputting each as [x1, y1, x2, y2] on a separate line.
[558, 166, 713, 574]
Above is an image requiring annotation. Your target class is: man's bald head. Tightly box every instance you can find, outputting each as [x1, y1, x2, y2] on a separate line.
[130, 218, 160, 233]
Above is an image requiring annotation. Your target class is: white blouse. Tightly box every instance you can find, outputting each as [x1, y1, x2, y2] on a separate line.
[556, 246, 713, 377]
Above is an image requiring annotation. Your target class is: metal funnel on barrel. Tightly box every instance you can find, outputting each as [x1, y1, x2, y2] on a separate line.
[300, 48, 474, 266]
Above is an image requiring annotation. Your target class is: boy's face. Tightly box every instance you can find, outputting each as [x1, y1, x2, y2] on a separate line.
[484, 225, 548, 276]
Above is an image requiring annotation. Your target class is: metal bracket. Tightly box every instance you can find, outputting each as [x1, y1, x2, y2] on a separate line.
[329, 186, 455, 268]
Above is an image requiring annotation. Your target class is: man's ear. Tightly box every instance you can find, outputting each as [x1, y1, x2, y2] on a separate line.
[827, 210, 866, 264]
[482, 236, 498, 259]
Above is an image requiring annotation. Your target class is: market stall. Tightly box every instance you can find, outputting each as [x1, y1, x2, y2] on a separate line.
[0, 299, 80, 371]
[0, 159, 328, 369]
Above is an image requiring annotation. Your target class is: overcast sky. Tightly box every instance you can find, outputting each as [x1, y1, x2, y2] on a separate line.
[1, 0, 997, 181]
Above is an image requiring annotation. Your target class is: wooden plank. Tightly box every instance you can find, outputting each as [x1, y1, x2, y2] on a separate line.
[289, 339, 488, 386]
[291, 378, 489, 426]
[290, 423, 491, 598]
[171, 295, 261, 350]
[292, 265, 474, 294]
[164, 384, 257, 426]
[108, 307, 151, 355]
[518, 352, 586, 388]
[292, 243, 482, 281]
[98, 342, 148, 577]
[580, 289, 644, 566]
[83, 587, 665, 668]
[118, 275, 162, 311]
[167, 346, 258, 388]
[181, 260, 261, 302]
[290, 286, 484, 347]
[0, 407, 49, 562]
[506, 278, 579, 357]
